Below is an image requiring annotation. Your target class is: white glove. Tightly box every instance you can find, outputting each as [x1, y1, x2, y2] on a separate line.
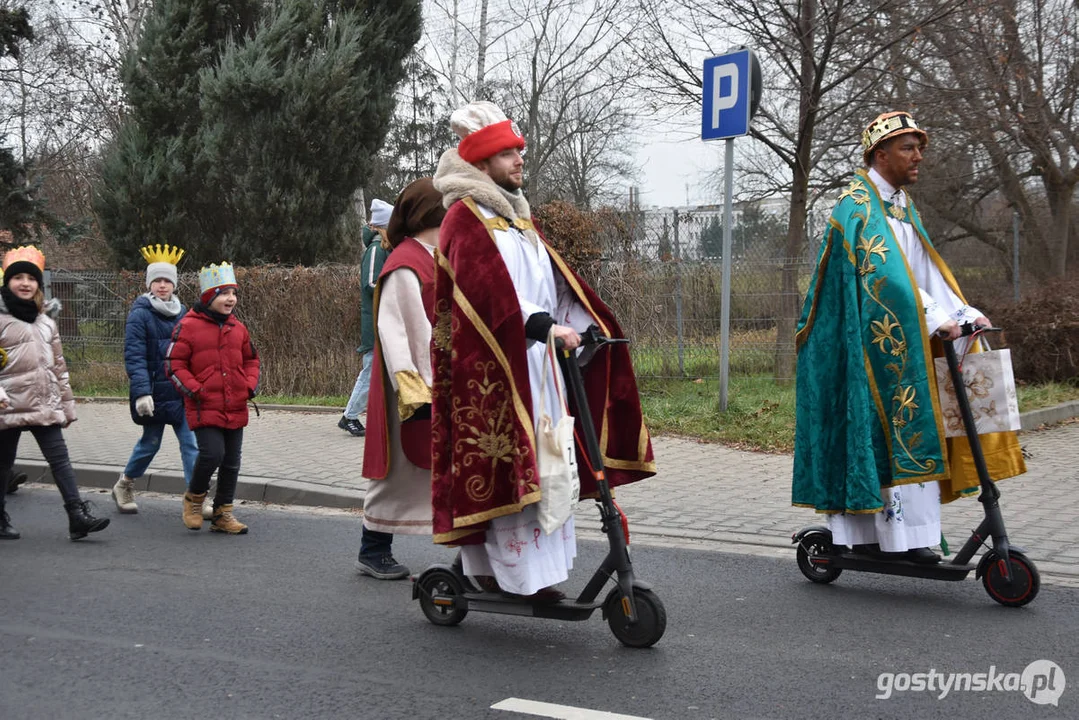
[0, 386, 8, 409]
[135, 395, 155, 417]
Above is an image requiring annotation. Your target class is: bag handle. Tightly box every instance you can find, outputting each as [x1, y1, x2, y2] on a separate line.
[540, 330, 570, 417]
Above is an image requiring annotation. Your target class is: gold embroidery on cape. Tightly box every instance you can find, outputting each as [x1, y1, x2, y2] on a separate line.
[851, 176, 936, 478]
[436, 249, 536, 450]
[432, 298, 452, 353]
[452, 361, 535, 504]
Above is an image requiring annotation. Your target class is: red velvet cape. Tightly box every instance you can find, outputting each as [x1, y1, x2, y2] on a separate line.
[361, 238, 435, 480]
[431, 198, 656, 546]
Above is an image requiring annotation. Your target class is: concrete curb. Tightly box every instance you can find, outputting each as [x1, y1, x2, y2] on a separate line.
[12, 460, 365, 511]
[1020, 400, 1079, 431]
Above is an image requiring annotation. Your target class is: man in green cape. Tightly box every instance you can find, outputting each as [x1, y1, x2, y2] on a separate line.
[792, 111, 1026, 563]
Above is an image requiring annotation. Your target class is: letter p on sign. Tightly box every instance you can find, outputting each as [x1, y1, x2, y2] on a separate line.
[711, 63, 739, 129]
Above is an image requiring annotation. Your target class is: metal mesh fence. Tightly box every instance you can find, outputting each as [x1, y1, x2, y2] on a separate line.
[43, 206, 1052, 392]
[592, 206, 812, 381]
[45, 269, 147, 392]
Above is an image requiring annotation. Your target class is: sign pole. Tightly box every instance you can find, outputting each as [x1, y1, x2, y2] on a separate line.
[701, 45, 759, 412]
[719, 138, 734, 411]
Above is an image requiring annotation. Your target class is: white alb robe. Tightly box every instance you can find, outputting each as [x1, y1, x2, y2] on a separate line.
[460, 203, 579, 595]
[828, 168, 983, 552]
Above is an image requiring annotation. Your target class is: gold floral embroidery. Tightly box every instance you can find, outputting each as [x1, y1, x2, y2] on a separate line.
[870, 316, 904, 355]
[839, 179, 871, 206]
[452, 361, 534, 503]
[432, 298, 452, 353]
[857, 235, 889, 276]
[855, 179, 936, 477]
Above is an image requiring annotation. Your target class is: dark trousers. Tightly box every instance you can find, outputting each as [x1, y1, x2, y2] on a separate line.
[0, 424, 80, 510]
[190, 427, 243, 510]
[359, 527, 393, 559]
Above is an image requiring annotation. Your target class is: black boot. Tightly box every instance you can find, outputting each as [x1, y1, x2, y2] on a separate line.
[64, 499, 109, 541]
[0, 508, 19, 540]
[5, 469, 27, 494]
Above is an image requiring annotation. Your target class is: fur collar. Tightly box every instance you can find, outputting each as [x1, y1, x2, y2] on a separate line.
[433, 148, 532, 222]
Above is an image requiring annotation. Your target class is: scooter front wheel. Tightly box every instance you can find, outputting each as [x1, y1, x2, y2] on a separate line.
[604, 587, 666, 648]
[417, 569, 469, 626]
[796, 530, 842, 584]
[982, 551, 1040, 607]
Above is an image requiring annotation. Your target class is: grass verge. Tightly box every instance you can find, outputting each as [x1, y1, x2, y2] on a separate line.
[638, 376, 1079, 453]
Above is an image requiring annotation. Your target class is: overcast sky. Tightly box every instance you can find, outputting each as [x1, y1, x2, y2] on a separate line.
[635, 127, 730, 209]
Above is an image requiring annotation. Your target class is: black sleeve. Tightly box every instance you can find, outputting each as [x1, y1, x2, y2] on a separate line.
[403, 403, 431, 423]
[524, 312, 555, 342]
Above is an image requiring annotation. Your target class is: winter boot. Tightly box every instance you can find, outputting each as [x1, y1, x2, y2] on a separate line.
[182, 492, 207, 530]
[0, 509, 19, 540]
[65, 499, 110, 541]
[210, 504, 248, 535]
[6, 470, 27, 494]
[111, 474, 138, 514]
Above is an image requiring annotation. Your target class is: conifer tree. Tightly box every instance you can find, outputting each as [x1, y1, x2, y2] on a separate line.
[197, 0, 421, 263]
[0, 6, 50, 240]
[95, 0, 261, 264]
[95, 0, 421, 266]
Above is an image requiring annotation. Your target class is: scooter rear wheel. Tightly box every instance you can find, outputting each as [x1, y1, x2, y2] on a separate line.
[604, 587, 666, 648]
[796, 531, 842, 584]
[982, 551, 1040, 607]
[417, 569, 469, 626]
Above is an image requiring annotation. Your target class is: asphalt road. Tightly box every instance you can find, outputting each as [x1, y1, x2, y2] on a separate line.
[1, 488, 1076, 720]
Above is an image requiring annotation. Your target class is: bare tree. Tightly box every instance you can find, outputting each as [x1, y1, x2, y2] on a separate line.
[0, 0, 149, 223]
[632, 0, 964, 380]
[495, 0, 640, 205]
[909, 0, 1077, 279]
[423, 0, 642, 208]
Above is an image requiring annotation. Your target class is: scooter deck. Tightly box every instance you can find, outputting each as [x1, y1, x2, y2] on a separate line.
[459, 591, 603, 620]
[829, 551, 976, 581]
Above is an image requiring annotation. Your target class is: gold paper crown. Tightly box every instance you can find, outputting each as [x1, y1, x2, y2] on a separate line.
[198, 262, 237, 294]
[140, 243, 185, 266]
[2, 245, 46, 272]
[861, 111, 927, 164]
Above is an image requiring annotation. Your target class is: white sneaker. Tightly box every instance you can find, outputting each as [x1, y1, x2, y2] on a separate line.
[112, 474, 138, 514]
[202, 501, 214, 520]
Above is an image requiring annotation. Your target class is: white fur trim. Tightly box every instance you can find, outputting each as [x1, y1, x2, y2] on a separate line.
[449, 101, 509, 139]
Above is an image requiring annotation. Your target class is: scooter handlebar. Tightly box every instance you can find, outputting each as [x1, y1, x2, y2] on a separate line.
[937, 322, 1003, 340]
[553, 324, 629, 350]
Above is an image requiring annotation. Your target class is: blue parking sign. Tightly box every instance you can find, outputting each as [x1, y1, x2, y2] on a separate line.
[702, 48, 754, 141]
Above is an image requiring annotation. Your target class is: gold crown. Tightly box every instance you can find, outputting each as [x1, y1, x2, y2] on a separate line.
[140, 243, 185, 266]
[2, 245, 46, 272]
[861, 111, 927, 163]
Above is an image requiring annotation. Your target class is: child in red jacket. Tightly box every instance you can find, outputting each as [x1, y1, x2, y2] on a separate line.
[166, 262, 260, 534]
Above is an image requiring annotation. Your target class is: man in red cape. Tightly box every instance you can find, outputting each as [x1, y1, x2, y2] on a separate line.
[431, 101, 655, 599]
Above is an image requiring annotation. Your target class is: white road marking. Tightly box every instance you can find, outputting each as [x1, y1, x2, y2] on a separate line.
[491, 698, 652, 719]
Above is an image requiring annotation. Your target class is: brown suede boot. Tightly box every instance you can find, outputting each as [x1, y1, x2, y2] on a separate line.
[182, 492, 207, 530]
[210, 504, 248, 535]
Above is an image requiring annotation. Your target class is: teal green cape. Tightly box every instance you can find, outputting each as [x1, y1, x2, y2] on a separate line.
[792, 170, 954, 514]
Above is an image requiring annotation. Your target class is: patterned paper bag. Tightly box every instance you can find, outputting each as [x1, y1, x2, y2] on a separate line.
[934, 349, 1021, 438]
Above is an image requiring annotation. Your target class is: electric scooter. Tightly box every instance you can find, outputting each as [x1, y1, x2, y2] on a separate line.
[412, 325, 667, 647]
[792, 324, 1040, 607]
